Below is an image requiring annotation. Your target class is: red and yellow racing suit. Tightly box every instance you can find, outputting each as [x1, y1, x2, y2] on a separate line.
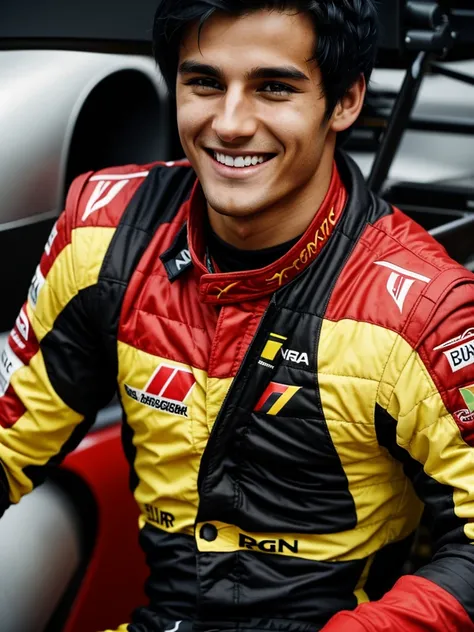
[1, 152, 474, 632]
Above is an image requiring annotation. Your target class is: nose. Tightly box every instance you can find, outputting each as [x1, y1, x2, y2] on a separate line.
[211, 86, 257, 143]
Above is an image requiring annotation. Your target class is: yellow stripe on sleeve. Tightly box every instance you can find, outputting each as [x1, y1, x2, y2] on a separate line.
[29, 226, 115, 341]
[388, 346, 474, 541]
[0, 349, 83, 502]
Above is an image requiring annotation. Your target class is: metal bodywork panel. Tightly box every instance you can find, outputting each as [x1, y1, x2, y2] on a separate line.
[0, 482, 82, 632]
[0, 50, 169, 225]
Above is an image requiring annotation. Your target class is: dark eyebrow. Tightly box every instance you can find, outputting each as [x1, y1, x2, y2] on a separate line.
[178, 61, 223, 79]
[178, 60, 309, 82]
[246, 66, 310, 82]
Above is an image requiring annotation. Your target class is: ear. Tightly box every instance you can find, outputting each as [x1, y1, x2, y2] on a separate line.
[329, 74, 366, 133]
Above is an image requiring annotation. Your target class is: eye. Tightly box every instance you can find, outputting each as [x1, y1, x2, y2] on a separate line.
[184, 77, 223, 92]
[260, 82, 297, 97]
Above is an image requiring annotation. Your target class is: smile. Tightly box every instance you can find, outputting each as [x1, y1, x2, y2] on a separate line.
[213, 152, 272, 168]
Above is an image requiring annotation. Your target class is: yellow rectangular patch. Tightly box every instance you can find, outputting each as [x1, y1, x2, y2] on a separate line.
[261, 340, 284, 361]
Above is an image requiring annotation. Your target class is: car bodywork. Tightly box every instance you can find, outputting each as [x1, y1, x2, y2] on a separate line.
[0, 49, 172, 332]
[0, 1, 473, 631]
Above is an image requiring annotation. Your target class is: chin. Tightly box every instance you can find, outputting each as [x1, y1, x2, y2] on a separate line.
[208, 198, 264, 218]
[204, 188, 272, 218]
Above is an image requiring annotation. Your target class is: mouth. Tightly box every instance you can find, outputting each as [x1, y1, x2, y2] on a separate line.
[205, 148, 277, 171]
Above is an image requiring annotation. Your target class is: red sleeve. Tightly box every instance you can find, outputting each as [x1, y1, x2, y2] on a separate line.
[322, 576, 473, 632]
[325, 273, 474, 631]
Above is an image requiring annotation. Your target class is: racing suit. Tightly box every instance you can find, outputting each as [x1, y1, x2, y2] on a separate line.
[1, 151, 474, 632]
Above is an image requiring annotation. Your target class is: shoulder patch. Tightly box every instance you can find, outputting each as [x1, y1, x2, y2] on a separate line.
[78, 167, 148, 229]
[76, 161, 193, 229]
[325, 209, 458, 336]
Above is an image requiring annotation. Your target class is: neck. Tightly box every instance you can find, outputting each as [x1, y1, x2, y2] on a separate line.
[207, 146, 335, 250]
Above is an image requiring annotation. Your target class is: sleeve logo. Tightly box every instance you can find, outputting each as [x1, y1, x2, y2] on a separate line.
[44, 222, 58, 256]
[374, 261, 430, 313]
[10, 307, 30, 350]
[124, 363, 195, 417]
[455, 384, 474, 425]
[254, 381, 301, 415]
[28, 265, 46, 309]
[82, 179, 129, 222]
[434, 328, 474, 373]
[0, 342, 24, 397]
[460, 385, 474, 413]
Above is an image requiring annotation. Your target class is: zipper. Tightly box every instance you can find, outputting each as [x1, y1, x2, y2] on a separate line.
[197, 295, 277, 496]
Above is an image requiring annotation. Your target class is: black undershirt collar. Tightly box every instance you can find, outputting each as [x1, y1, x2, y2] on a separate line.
[207, 227, 301, 274]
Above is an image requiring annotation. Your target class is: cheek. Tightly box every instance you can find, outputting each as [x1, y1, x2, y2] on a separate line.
[269, 106, 325, 153]
[176, 98, 207, 145]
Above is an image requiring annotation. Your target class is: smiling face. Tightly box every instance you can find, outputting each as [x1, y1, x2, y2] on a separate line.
[176, 9, 361, 247]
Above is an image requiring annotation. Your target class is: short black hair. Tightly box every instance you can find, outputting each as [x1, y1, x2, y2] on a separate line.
[152, 0, 379, 118]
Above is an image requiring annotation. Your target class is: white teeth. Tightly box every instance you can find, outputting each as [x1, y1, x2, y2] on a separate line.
[213, 152, 268, 168]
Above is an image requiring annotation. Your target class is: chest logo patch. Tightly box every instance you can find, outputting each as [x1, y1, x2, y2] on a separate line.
[259, 333, 309, 368]
[125, 363, 195, 417]
[259, 332, 287, 368]
[254, 381, 301, 415]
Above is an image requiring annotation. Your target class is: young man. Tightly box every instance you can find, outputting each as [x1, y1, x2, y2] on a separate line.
[1, 1, 474, 631]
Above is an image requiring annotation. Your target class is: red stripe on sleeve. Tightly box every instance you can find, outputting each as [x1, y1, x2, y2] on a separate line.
[0, 386, 26, 429]
[321, 575, 474, 632]
[8, 304, 40, 364]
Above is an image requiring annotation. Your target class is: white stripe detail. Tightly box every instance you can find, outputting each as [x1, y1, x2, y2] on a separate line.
[28, 265, 46, 309]
[164, 621, 182, 632]
[89, 172, 149, 181]
[157, 368, 178, 397]
[0, 341, 24, 397]
[374, 261, 431, 283]
[44, 221, 58, 256]
[82, 180, 129, 221]
[386, 274, 415, 313]
[434, 328, 474, 351]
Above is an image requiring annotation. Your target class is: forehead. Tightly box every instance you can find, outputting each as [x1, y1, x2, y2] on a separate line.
[179, 9, 317, 73]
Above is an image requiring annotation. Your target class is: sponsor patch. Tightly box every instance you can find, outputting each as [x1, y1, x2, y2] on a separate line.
[374, 261, 430, 313]
[16, 308, 29, 342]
[144, 504, 175, 528]
[44, 221, 58, 256]
[163, 247, 192, 281]
[258, 333, 309, 368]
[281, 349, 309, 366]
[259, 332, 287, 368]
[254, 381, 301, 415]
[0, 342, 24, 397]
[239, 533, 298, 554]
[82, 179, 129, 222]
[454, 409, 474, 425]
[434, 328, 474, 373]
[459, 384, 474, 413]
[28, 265, 46, 308]
[125, 363, 195, 417]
